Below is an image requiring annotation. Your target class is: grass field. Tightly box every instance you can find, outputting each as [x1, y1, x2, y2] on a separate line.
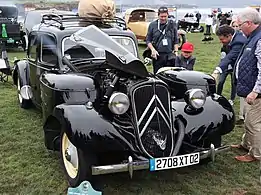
[1, 33, 261, 195]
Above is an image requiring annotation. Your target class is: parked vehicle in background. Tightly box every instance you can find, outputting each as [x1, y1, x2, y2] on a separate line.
[0, 3, 26, 50]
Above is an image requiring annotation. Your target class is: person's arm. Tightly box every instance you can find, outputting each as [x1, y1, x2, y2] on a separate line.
[146, 22, 159, 59]
[215, 42, 244, 73]
[253, 39, 261, 94]
[146, 23, 155, 51]
[172, 22, 179, 55]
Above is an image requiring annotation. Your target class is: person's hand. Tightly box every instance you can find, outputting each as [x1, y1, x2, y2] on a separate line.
[173, 51, 179, 56]
[246, 91, 258, 105]
[151, 49, 159, 59]
[211, 69, 220, 82]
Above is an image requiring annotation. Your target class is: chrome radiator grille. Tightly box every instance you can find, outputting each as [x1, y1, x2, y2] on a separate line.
[131, 80, 174, 158]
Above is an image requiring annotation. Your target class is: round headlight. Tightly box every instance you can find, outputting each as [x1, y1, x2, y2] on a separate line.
[185, 89, 206, 109]
[108, 92, 130, 115]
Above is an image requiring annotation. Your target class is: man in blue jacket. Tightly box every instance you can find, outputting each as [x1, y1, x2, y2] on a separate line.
[229, 8, 261, 162]
[212, 25, 247, 105]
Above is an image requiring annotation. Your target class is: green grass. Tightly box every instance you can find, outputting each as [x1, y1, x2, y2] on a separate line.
[1, 33, 261, 195]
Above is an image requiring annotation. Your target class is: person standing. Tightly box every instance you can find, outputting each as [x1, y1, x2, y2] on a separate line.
[195, 11, 201, 24]
[230, 7, 261, 162]
[212, 14, 218, 34]
[231, 19, 245, 123]
[212, 25, 247, 105]
[145, 6, 179, 74]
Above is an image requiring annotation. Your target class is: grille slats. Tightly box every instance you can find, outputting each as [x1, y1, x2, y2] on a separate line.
[131, 80, 174, 158]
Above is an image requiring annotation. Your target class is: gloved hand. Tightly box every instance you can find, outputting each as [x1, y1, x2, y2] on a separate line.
[151, 48, 159, 60]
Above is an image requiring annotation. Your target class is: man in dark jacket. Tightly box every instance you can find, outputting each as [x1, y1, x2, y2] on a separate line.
[212, 25, 247, 105]
[145, 6, 179, 74]
[229, 8, 261, 162]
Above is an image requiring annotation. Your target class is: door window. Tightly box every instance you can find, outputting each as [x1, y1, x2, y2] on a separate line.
[40, 34, 58, 66]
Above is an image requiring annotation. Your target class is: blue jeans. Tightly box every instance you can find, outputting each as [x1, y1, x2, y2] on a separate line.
[217, 70, 236, 101]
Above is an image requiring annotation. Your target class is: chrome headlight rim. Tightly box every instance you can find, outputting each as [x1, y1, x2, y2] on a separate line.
[108, 92, 130, 115]
[185, 89, 206, 109]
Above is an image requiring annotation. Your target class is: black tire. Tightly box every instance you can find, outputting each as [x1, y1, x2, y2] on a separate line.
[17, 75, 32, 109]
[60, 132, 100, 189]
[21, 36, 27, 51]
[178, 34, 186, 50]
[199, 26, 204, 33]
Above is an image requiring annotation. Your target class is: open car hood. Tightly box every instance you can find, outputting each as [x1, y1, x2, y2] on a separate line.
[68, 25, 149, 78]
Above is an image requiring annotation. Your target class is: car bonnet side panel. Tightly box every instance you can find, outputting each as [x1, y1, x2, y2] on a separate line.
[53, 104, 140, 155]
[171, 95, 235, 149]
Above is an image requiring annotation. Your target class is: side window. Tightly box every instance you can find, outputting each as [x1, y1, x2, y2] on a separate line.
[27, 33, 38, 60]
[40, 34, 58, 65]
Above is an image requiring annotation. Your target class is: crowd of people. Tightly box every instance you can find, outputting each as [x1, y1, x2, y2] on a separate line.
[145, 6, 261, 162]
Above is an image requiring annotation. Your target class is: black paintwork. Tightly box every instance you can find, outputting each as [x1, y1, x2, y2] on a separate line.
[12, 14, 235, 163]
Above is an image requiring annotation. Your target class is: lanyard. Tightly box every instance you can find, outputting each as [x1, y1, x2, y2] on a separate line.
[158, 20, 168, 35]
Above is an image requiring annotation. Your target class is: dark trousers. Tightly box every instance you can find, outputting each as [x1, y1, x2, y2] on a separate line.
[152, 53, 169, 74]
[217, 70, 236, 101]
[206, 25, 211, 35]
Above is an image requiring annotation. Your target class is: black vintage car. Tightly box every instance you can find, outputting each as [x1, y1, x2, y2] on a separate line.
[12, 14, 235, 189]
[0, 4, 25, 49]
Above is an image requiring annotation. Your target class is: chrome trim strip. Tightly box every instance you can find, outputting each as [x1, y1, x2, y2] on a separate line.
[91, 144, 231, 176]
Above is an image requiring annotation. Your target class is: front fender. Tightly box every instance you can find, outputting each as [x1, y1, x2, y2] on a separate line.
[53, 104, 139, 154]
[12, 59, 30, 86]
[178, 29, 187, 35]
[172, 95, 235, 144]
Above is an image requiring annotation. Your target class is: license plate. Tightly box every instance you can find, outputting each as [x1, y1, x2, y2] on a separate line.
[7, 39, 14, 43]
[149, 152, 200, 171]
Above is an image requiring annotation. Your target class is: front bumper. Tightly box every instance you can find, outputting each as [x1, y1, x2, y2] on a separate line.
[92, 144, 230, 177]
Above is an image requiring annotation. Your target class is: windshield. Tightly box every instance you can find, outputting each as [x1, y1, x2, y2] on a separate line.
[63, 25, 149, 78]
[63, 35, 137, 58]
[0, 6, 18, 18]
[129, 11, 157, 22]
[145, 12, 158, 22]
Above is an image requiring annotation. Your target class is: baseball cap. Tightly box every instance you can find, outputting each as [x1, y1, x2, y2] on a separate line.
[181, 42, 194, 52]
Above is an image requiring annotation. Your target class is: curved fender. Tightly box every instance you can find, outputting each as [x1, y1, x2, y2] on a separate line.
[53, 104, 138, 153]
[178, 29, 187, 35]
[172, 95, 235, 144]
[13, 59, 30, 86]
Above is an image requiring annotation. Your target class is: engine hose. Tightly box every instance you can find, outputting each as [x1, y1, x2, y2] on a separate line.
[172, 118, 185, 156]
[104, 75, 119, 99]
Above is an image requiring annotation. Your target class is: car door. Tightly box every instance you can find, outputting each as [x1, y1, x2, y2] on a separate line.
[27, 32, 40, 106]
[29, 32, 58, 107]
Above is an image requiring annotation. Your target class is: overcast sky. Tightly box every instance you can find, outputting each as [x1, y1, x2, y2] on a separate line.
[118, 0, 260, 8]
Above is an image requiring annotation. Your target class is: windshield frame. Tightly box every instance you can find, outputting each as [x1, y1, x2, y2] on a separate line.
[61, 35, 138, 58]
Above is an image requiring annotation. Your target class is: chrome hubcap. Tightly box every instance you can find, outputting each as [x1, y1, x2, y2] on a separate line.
[62, 133, 79, 178]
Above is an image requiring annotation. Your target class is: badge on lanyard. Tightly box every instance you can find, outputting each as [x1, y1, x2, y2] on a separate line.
[162, 39, 168, 45]
[158, 20, 168, 46]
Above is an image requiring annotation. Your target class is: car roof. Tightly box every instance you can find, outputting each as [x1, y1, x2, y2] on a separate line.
[125, 7, 157, 15]
[25, 10, 75, 33]
[26, 9, 73, 14]
[0, 3, 17, 8]
[32, 22, 133, 38]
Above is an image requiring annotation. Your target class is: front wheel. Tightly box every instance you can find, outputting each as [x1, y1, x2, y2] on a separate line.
[61, 132, 98, 188]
